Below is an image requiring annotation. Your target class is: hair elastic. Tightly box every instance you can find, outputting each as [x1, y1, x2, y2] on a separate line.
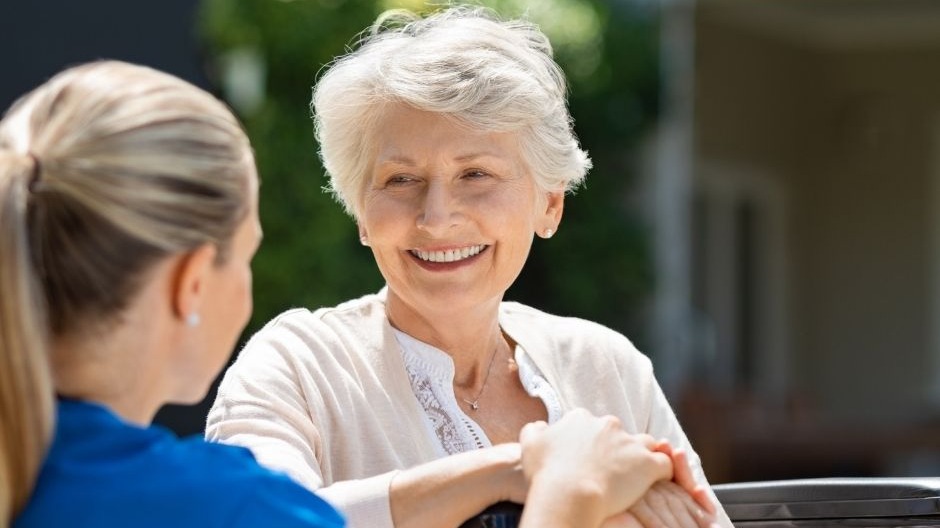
[26, 152, 42, 191]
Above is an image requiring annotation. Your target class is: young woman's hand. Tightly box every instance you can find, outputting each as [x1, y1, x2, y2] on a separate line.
[518, 409, 673, 528]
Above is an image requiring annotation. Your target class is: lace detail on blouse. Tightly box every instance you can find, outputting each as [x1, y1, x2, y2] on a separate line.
[393, 329, 563, 456]
[401, 358, 480, 455]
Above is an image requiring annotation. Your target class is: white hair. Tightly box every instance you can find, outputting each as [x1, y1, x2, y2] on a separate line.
[312, 5, 592, 218]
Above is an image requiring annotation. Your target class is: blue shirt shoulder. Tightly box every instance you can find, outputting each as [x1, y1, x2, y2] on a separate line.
[14, 399, 344, 528]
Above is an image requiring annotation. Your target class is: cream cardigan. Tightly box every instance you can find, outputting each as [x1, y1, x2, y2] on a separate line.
[207, 290, 727, 527]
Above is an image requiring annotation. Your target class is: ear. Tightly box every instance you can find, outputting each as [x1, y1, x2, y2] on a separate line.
[538, 189, 565, 238]
[171, 244, 217, 323]
[358, 224, 370, 246]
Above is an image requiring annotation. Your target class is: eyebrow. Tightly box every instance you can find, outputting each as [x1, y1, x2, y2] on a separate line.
[376, 155, 416, 167]
[376, 152, 506, 166]
[455, 152, 503, 163]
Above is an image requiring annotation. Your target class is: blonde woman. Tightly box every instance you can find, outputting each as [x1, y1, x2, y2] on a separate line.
[0, 60, 342, 528]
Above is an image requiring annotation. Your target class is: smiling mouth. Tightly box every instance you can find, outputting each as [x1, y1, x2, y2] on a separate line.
[409, 244, 488, 263]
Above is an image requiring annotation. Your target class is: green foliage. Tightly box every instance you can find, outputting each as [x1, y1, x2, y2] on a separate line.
[513, 0, 660, 346]
[196, 0, 659, 345]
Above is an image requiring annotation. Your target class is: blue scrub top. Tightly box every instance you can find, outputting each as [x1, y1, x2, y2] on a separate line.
[15, 398, 345, 528]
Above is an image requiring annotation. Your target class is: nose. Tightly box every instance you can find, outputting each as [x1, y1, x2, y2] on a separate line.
[416, 180, 460, 234]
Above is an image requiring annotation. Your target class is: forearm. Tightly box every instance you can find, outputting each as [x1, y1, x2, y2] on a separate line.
[520, 475, 606, 528]
[389, 443, 525, 528]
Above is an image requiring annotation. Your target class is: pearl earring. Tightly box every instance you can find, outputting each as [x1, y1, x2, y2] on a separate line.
[544, 228, 554, 238]
[186, 313, 201, 327]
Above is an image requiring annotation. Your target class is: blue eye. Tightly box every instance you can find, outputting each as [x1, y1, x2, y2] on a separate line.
[386, 174, 415, 185]
[463, 169, 490, 179]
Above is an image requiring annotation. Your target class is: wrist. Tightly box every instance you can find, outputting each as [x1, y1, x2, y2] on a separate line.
[522, 473, 606, 527]
[389, 444, 524, 528]
[485, 442, 525, 504]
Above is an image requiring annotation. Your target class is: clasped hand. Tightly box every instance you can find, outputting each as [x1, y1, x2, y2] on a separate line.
[518, 409, 719, 528]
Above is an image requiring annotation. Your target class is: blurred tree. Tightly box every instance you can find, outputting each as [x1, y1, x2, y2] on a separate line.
[197, 0, 658, 347]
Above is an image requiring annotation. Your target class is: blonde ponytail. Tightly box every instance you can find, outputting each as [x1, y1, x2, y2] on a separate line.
[0, 151, 54, 526]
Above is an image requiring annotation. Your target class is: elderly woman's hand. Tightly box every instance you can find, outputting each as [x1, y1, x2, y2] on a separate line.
[600, 481, 718, 528]
[654, 442, 717, 514]
[517, 409, 673, 528]
[599, 444, 719, 528]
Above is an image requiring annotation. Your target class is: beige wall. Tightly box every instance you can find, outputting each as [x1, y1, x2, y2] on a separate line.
[693, 11, 940, 423]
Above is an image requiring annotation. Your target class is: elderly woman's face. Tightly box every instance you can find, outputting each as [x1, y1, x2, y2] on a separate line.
[359, 105, 563, 319]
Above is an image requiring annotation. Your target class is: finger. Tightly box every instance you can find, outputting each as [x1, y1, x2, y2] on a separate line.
[665, 481, 718, 528]
[600, 511, 643, 528]
[698, 510, 721, 528]
[650, 451, 674, 482]
[670, 449, 698, 492]
[633, 434, 660, 451]
[567, 407, 591, 420]
[659, 481, 708, 528]
[690, 486, 717, 515]
[670, 450, 717, 514]
[690, 498, 720, 528]
[601, 414, 623, 429]
[651, 437, 673, 455]
[629, 499, 667, 528]
[519, 420, 548, 444]
[648, 484, 687, 528]
[670, 449, 716, 514]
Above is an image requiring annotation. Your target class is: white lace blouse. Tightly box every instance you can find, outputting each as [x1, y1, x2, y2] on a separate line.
[393, 329, 563, 455]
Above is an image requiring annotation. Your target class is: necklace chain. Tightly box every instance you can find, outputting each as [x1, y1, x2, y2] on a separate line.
[458, 341, 502, 411]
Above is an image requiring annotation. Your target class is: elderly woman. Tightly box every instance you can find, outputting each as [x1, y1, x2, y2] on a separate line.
[207, 6, 731, 528]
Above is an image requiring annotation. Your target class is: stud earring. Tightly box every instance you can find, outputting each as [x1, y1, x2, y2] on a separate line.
[544, 228, 554, 239]
[359, 234, 370, 246]
[186, 313, 201, 327]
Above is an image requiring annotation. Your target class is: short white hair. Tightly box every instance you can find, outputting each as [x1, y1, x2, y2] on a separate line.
[312, 5, 592, 218]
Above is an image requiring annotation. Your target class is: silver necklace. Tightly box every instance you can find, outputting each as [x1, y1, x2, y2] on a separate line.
[458, 343, 501, 411]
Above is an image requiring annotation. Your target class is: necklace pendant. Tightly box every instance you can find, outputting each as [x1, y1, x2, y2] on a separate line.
[470, 401, 479, 411]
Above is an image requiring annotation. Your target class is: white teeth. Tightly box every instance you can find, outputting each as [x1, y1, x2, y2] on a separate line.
[413, 244, 486, 263]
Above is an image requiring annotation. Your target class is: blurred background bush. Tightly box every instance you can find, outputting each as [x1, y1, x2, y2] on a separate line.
[196, 0, 658, 343]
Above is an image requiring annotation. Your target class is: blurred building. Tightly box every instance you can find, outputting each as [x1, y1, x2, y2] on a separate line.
[647, 0, 940, 483]
[1, 0, 215, 436]
[0, 0, 208, 109]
